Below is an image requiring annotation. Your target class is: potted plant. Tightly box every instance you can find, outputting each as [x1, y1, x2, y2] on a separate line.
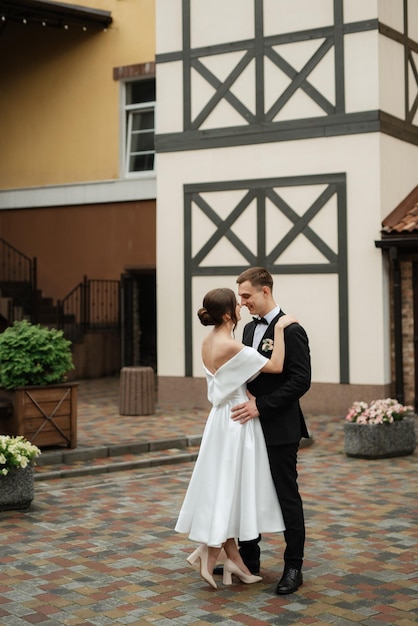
[344, 398, 416, 459]
[0, 320, 77, 448]
[0, 434, 41, 511]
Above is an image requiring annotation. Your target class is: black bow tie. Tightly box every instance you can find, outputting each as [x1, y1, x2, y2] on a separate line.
[253, 317, 268, 325]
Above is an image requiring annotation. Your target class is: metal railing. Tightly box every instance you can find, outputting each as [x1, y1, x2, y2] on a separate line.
[57, 276, 121, 343]
[0, 237, 37, 322]
[0, 235, 120, 341]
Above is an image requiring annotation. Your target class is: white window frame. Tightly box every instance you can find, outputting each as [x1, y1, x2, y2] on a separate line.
[121, 79, 155, 178]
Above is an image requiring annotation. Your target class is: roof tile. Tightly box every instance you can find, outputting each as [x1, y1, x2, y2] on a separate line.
[382, 186, 418, 234]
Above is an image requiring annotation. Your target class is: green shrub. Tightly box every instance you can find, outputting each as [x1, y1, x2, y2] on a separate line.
[0, 320, 74, 389]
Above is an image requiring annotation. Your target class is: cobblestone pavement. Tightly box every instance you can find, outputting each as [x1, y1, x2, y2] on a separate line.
[1, 377, 417, 625]
[75, 377, 209, 447]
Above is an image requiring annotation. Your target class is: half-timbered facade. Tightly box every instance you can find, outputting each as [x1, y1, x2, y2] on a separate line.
[155, 0, 418, 414]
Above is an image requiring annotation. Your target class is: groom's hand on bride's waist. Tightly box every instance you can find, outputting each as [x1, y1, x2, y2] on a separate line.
[231, 392, 259, 424]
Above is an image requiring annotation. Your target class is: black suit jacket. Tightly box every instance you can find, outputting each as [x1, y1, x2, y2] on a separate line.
[244, 311, 311, 446]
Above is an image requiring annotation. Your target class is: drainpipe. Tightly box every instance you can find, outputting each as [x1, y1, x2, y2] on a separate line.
[390, 246, 404, 403]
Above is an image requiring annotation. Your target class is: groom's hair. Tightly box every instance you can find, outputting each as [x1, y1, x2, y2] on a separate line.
[237, 267, 273, 291]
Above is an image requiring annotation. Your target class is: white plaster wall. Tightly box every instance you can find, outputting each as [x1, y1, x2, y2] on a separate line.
[190, 0, 254, 48]
[267, 40, 336, 120]
[408, 0, 418, 41]
[378, 35, 405, 119]
[343, 0, 377, 23]
[156, 0, 183, 53]
[192, 55, 256, 129]
[155, 62, 183, 133]
[377, 0, 404, 32]
[264, 0, 333, 35]
[380, 135, 418, 217]
[157, 133, 390, 386]
[345, 30, 379, 113]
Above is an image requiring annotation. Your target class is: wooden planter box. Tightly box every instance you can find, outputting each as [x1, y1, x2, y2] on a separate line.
[0, 382, 78, 449]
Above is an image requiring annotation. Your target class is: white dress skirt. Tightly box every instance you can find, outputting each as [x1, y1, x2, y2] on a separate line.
[175, 346, 285, 547]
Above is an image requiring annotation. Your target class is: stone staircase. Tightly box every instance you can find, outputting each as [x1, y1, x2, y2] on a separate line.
[34, 436, 201, 481]
[0, 280, 62, 328]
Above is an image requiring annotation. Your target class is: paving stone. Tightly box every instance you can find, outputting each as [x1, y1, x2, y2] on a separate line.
[1, 377, 417, 625]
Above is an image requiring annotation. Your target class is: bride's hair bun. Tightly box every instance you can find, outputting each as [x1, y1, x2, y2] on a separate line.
[197, 288, 238, 328]
[197, 306, 215, 326]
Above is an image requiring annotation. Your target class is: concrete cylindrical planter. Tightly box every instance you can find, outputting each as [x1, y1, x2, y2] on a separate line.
[344, 417, 416, 459]
[0, 465, 34, 511]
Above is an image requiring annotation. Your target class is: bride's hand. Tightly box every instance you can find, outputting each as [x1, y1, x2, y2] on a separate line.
[275, 314, 297, 330]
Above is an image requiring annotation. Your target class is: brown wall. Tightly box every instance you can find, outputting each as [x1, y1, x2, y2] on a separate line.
[157, 377, 393, 417]
[0, 200, 156, 300]
[69, 331, 122, 380]
[400, 258, 417, 407]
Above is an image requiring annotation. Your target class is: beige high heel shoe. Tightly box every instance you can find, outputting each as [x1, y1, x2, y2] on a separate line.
[222, 559, 263, 585]
[186, 545, 217, 589]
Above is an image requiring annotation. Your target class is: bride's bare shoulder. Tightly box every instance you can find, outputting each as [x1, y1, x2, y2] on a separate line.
[222, 338, 244, 360]
[203, 336, 244, 371]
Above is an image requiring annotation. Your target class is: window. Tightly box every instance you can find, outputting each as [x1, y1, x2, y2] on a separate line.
[125, 79, 155, 174]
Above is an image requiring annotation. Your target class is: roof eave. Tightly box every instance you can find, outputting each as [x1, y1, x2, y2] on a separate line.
[0, 0, 113, 29]
[375, 235, 418, 250]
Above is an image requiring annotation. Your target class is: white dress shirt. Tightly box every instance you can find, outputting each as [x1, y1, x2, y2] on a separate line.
[252, 305, 281, 348]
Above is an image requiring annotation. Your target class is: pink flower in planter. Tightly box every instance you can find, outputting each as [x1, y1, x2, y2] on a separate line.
[345, 398, 413, 425]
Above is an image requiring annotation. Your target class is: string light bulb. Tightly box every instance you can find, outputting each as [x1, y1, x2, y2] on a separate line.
[0, 14, 110, 31]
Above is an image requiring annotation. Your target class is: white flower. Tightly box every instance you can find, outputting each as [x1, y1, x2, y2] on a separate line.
[262, 338, 274, 352]
[0, 435, 41, 472]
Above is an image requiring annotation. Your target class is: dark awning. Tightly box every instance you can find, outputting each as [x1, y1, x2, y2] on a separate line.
[0, 0, 112, 29]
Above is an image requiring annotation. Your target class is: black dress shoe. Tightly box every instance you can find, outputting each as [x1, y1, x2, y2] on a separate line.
[275, 568, 303, 594]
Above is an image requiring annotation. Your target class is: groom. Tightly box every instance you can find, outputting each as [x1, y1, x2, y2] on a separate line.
[229, 267, 311, 594]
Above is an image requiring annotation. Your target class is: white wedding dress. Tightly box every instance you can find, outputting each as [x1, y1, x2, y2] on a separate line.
[175, 346, 285, 547]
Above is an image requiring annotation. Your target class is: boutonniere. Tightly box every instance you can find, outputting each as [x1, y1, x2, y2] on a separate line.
[262, 338, 274, 352]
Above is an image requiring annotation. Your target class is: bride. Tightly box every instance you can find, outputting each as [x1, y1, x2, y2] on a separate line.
[175, 287, 296, 589]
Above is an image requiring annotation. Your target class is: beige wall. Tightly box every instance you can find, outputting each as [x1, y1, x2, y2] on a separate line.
[0, 201, 156, 300]
[0, 0, 155, 189]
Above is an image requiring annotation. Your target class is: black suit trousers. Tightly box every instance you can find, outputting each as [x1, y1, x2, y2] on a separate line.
[239, 442, 305, 571]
